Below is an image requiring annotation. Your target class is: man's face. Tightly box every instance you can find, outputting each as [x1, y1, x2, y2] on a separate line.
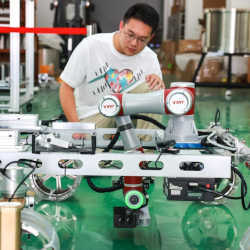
[118, 18, 153, 56]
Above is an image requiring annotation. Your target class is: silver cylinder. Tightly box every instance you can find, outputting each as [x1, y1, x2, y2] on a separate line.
[204, 8, 250, 53]
[122, 90, 166, 115]
[0, 166, 27, 198]
[115, 116, 141, 151]
[164, 115, 200, 143]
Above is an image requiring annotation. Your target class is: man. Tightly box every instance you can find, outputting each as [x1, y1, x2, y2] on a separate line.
[59, 3, 165, 137]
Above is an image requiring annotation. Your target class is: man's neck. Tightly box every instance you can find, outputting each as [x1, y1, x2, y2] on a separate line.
[113, 31, 123, 54]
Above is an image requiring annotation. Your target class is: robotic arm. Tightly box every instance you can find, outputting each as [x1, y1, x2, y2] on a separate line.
[99, 82, 195, 117]
[99, 82, 200, 150]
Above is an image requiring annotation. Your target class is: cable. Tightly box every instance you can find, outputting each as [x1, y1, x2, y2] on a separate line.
[18, 159, 42, 168]
[130, 114, 166, 130]
[198, 166, 249, 210]
[201, 131, 237, 152]
[2, 160, 20, 172]
[208, 108, 221, 128]
[7, 159, 40, 202]
[214, 108, 220, 125]
[8, 167, 35, 202]
[198, 187, 243, 200]
[154, 151, 163, 169]
[197, 130, 213, 136]
[102, 129, 120, 152]
[86, 176, 123, 193]
[0, 160, 26, 182]
[103, 114, 166, 153]
[232, 166, 249, 210]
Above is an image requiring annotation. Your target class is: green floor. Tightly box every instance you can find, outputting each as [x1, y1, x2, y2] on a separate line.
[21, 85, 250, 250]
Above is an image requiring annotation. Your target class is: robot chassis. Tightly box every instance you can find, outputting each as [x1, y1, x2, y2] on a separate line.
[0, 82, 249, 244]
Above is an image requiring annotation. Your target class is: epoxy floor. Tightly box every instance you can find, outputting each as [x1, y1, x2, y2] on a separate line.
[21, 84, 250, 250]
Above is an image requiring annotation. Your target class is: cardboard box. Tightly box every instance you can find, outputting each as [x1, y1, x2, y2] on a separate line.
[175, 56, 225, 82]
[158, 40, 177, 74]
[176, 56, 249, 83]
[198, 57, 224, 82]
[176, 40, 202, 54]
[203, 0, 226, 9]
[171, 0, 185, 15]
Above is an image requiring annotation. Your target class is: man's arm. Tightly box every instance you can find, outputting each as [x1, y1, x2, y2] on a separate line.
[59, 78, 80, 122]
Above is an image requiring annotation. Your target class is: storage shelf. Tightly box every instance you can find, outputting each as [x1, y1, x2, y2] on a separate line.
[195, 82, 250, 88]
[0, 49, 25, 53]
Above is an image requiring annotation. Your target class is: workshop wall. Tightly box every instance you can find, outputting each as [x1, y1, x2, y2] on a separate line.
[36, 0, 164, 47]
[90, 0, 163, 33]
[36, 0, 163, 33]
[36, 0, 54, 27]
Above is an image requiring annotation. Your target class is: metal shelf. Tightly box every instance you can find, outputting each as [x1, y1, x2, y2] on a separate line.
[0, 0, 35, 112]
[193, 52, 250, 88]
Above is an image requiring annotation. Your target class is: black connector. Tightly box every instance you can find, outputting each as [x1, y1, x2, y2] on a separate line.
[113, 207, 139, 228]
[157, 139, 176, 149]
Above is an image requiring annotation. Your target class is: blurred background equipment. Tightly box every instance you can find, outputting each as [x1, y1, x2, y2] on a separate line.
[193, 8, 250, 88]
[51, 0, 97, 67]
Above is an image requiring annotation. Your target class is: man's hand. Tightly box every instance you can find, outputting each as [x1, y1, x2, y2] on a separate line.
[145, 74, 165, 90]
[72, 133, 87, 140]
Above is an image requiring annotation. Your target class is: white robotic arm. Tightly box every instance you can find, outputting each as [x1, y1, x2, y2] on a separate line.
[99, 82, 195, 117]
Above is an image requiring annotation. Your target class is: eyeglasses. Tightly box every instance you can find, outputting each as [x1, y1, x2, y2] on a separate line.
[123, 30, 150, 46]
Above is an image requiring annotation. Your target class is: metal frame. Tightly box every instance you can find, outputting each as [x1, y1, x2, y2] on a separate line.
[193, 52, 250, 88]
[167, 12, 185, 40]
[0, 0, 35, 112]
[0, 113, 232, 179]
[9, 0, 20, 112]
[0, 150, 232, 179]
[22, 0, 35, 106]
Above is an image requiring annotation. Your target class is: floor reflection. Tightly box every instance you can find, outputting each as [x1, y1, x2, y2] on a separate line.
[35, 199, 84, 249]
[182, 203, 238, 250]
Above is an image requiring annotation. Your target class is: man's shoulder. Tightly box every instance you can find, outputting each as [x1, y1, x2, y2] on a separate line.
[85, 32, 113, 45]
[141, 46, 158, 59]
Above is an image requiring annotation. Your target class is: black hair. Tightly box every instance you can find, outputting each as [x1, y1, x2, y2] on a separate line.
[123, 3, 159, 34]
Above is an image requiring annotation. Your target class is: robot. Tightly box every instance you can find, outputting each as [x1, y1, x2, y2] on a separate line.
[0, 82, 249, 247]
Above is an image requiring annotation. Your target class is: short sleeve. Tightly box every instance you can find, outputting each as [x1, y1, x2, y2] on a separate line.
[151, 53, 163, 80]
[60, 38, 89, 88]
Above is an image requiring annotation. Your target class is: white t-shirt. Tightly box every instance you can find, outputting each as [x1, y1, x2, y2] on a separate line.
[60, 32, 162, 119]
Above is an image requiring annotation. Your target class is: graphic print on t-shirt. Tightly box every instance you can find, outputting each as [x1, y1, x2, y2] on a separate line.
[89, 66, 143, 94]
[104, 68, 133, 93]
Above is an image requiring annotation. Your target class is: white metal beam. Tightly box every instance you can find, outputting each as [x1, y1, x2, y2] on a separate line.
[9, 0, 20, 112]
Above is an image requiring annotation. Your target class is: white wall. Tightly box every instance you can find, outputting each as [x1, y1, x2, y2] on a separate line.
[36, 0, 250, 35]
[227, 0, 250, 9]
[36, 0, 54, 27]
[162, 0, 174, 40]
[90, 0, 163, 33]
[36, 0, 163, 31]
[185, 0, 203, 39]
